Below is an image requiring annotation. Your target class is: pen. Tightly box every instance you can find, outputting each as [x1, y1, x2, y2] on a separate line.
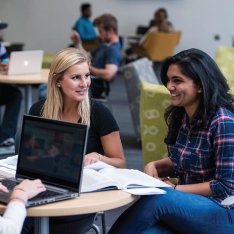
[162, 176, 170, 182]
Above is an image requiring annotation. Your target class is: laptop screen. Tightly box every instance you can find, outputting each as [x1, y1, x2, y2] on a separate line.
[17, 115, 88, 190]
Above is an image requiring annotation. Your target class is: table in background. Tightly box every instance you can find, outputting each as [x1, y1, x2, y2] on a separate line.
[0, 190, 137, 234]
[0, 69, 49, 113]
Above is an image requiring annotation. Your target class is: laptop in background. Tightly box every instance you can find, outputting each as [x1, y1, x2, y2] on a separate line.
[6, 50, 44, 75]
[0, 115, 88, 207]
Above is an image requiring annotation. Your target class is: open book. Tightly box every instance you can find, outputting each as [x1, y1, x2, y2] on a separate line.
[81, 161, 170, 194]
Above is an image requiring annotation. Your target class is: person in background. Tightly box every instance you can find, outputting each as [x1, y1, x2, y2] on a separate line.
[71, 13, 122, 98]
[139, 8, 174, 44]
[72, 3, 97, 41]
[108, 48, 234, 234]
[22, 47, 126, 233]
[0, 21, 22, 148]
[148, 8, 173, 30]
[123, 8, 173, 60]
[0, 179, 45, 234]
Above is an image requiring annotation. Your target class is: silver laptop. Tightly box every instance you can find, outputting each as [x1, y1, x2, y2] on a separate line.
[6, 50, 43, 75]
[0, 115, 88, 207]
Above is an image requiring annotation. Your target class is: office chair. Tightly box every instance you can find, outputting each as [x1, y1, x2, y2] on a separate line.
[90, 76, 112, 111]
[15, 129, 107, 234]
[5, 43, 24, 55]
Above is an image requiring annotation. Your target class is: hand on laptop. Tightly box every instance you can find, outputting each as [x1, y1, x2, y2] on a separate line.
[8, 179, 46, 205]
[0, 183, 9, 193]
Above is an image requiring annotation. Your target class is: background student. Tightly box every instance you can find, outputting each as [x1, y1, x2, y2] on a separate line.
[72, 3, 97, 41]
[0, 21, 22, 148]
[109, 48, 234, 234]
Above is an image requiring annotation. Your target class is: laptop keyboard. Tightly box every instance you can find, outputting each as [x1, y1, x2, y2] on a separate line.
[0, 179, 63, 199]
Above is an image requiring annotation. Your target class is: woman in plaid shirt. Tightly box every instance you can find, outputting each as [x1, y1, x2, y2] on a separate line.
[109, 48, 234, 234]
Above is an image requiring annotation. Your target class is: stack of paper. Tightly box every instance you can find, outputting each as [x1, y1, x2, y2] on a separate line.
[0, 155, 17, 177]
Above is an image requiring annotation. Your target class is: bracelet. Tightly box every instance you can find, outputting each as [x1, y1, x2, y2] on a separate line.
[95, 152, 101, 161]
[8, 197, 26, 205]
[174, 184, 177, 190]
[13, 188, 28, 199]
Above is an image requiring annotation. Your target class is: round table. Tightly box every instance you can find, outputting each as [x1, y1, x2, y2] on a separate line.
[0, 190, 137, 234]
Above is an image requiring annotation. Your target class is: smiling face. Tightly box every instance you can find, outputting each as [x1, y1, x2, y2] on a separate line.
[166, 64, 202, 118]
[57, 62, 91, 104]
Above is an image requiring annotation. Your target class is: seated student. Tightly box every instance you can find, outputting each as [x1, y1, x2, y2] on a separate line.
[0, 179, 45, 234]
[21, 47, 126, 233]
[123, 8, 173, 60]
[148, 8, 173, 30]
[72, 3, 97, 41]
[0, 21, 22, 148]
[139, 8, 173, 45]
[70, 13, 122, 98]
[108, 48, 234, 234]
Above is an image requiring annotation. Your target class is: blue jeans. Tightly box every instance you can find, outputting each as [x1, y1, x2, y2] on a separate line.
[38, 83, 47, 100]
[108, 188, 234, 234]
[0, 84, 22, 141]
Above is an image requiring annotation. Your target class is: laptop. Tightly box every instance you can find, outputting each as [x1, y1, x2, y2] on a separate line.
[2, 50, 44, 75]
[0, 115, 89, 207]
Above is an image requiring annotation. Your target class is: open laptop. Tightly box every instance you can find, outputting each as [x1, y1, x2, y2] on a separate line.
[0, 115, 88, 207]
[2, 50, 44, 75]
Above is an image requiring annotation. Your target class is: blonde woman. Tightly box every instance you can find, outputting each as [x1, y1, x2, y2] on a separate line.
[22, 47, 126, 233]
[29, 47, 126, 168]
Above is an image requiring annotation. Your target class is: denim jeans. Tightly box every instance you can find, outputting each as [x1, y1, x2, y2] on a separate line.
[38, 83, 47, 100]
[0, 84, 22, 141]
[108, 188, 234, 234]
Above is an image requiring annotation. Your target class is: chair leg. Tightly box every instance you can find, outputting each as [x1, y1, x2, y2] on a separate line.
[97, 211, 107, 234]
[91, 224, 101, 234]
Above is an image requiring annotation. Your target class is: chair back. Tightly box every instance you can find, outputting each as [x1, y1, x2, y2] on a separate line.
[5, 43, 24, 55]
[122, 57, 160, 141]
[136, 25, 149, 35]
[215, 46, 234, 87]
[131, 31, 182, 62]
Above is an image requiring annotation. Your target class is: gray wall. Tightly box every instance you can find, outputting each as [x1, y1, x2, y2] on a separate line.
[0, 0, 233, 58]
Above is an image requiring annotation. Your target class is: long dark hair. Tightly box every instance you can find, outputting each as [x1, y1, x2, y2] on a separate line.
[161, 48, 234, 145]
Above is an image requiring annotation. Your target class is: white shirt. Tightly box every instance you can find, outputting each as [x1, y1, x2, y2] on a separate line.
[0, 202, 26, 234]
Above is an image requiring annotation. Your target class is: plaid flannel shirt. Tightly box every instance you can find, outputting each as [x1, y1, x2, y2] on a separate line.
[168, 107, 234, 208]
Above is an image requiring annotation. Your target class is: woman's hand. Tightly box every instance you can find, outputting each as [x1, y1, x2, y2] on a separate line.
[14, 179, 46, 200]
[144, 161, 160, 179]
[84, 152, 100, 166]
[0, 183, 9, 193]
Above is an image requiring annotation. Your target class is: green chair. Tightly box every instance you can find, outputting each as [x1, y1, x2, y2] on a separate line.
[122, 58, 160, 142]
[215, 46, 234, 87]
[42, 54, 56, 69]
[140, 82, 170, 166]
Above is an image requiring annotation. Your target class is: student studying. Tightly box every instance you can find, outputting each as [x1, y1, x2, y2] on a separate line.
[109, 48, 234, 234]
[21, 47, 126, 233]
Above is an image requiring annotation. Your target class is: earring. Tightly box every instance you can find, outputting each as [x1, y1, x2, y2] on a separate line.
[58, 84, 61, 87]
[198, 90, 202, 93]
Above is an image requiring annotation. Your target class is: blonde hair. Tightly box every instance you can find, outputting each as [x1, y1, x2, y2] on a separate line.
[42, 48, 91, 125]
